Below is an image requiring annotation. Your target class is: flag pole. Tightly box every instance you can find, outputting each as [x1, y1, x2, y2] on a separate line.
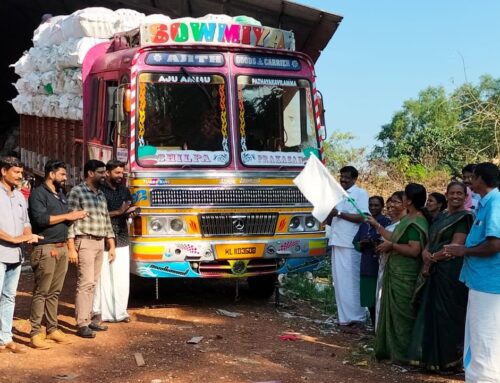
[346, 196, 368, 220]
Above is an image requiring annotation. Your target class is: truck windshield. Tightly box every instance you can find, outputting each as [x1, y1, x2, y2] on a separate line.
[237, 76, 318, 167]
[136, 73, 229, 167]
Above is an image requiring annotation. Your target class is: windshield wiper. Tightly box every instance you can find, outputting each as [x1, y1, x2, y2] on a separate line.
[180, 67, 214, 108]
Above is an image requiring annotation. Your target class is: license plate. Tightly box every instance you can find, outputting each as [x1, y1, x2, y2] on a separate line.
[215, 244, 265, 259]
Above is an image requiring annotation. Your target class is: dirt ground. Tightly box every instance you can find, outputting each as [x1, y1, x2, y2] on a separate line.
[1, 267, 464, 383]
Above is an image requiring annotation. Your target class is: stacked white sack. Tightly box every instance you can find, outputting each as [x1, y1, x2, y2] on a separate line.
[10, 7, 146, 120]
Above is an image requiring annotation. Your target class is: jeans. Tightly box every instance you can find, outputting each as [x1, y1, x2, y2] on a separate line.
[0, 262, 21, 345]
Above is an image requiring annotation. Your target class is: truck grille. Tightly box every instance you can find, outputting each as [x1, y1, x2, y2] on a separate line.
[198, 259, 278, 277]
[200, 213, 278, 237]
[150, 187, 309, 206]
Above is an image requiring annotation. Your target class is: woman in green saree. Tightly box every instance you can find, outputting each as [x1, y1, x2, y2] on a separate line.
[408, 181, 473, 372]
[372, 183, 430, 364]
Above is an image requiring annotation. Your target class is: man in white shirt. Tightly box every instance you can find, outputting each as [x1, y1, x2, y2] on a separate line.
[327, 166, 369, 330]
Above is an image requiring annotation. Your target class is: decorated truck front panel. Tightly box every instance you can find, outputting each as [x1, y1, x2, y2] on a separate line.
[115, 38, 328, 279]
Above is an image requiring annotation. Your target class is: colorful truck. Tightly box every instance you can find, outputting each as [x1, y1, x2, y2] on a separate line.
[16, 12, 338, 294]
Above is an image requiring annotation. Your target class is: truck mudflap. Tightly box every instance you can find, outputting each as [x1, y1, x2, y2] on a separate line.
[131, 257, 324, 278]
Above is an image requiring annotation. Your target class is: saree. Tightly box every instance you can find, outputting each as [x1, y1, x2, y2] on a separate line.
[375, 215, 428, 363]
[375, 220, 400, 331]
[408, 210, 473, 371]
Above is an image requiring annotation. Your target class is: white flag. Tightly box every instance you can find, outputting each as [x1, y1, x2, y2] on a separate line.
[293, 155, 347, 222]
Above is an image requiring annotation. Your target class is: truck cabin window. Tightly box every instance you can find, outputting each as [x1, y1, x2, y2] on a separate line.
[136, 73, 229, 167]
[237, 76, 318, 167]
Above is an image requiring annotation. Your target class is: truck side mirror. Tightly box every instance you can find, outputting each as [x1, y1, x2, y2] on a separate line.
[317, 90, 327, 141]
[115, 84, 132, 123]
[115, 87, 125, 122]
[124, 88, 132, 113]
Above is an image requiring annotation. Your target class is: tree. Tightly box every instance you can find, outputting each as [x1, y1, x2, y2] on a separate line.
[452, 75, 500, 165]
[323, 131, 367, 175]
[372, 86, 459, 171]
[372, 75, 500, 171]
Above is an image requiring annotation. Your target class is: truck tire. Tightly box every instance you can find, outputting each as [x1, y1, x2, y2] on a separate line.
[247, 274, 278, 299]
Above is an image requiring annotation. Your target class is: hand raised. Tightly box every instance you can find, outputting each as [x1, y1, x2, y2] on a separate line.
[366, 216, 378, 227]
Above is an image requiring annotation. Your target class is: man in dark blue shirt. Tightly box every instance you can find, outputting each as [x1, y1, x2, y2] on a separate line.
[92, 160, 136, 324]
[28, 160, 87, 349]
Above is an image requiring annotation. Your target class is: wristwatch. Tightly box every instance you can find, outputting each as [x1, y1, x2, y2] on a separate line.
[337, 211, 342, 218]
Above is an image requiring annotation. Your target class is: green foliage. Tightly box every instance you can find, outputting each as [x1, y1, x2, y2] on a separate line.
[283, 273, 336, 315]
[405, 163, 428, 181]
[372, 75, 500, 170]
[323, 131, 367, 174]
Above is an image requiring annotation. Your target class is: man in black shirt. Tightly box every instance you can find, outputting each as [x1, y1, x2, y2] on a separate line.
[92, 160, 136, 323]
[28, 160, 88, 349]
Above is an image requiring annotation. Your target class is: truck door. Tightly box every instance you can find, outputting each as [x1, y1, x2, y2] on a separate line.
[86, 74, 118, 163]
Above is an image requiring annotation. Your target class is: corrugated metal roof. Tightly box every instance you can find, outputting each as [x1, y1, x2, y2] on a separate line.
[5, 0, 342, 62]
[0, 0, 342, 125]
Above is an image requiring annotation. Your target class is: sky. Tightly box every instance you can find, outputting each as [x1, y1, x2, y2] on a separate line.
[297, 0, 500, 149]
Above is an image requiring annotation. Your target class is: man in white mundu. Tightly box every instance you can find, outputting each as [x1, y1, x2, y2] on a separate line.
[92, 160, 136, 324]
[327, 166, 369, 329]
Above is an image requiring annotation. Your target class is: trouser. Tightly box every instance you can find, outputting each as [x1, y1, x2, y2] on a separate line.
[0, 262, 21, 345]
[29, 243, 68, 336]
[93, 246, 130, 322]
[74, 237, 104, 327]
[331, 246, 367, 325]
[463, 289, 500, 382]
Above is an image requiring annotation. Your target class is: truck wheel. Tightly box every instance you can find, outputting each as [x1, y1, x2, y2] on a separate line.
[247, 274, 278, 299]
[129, 273, 153, 299]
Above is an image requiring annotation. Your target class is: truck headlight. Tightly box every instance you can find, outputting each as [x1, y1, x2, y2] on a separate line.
[147, 216, 187, 235]
[305, 216, 319, 230]
[149, 218, 166, 233]
[170, 218, 185, 232]
[288, 216, 302, 232]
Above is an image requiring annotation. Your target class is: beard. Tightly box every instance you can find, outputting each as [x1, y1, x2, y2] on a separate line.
[53, 179, 65, 190]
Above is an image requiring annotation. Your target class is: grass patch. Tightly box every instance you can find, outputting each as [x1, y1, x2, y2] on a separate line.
[346, 338, 376, 366]
[282, 272, 337, 315]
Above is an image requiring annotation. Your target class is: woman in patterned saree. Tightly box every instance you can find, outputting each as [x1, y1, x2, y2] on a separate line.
[367, 191, 406, 331]
[374, 183, 430, 364]
[408, 181, 473, 372]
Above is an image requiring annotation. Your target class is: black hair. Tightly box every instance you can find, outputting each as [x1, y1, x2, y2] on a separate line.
[474, 162, 500, 188]
[369, 195, 385, 208]
[83, 159, 105, 178]
[429, 192, 447, 211]
[339, 165, 358, 179]
[405, 183, 427, 209]
[44, 159, 66, 178]
[447, 180, 467, 194]
[462, 164, 476, 174]
[0, 156, 24, 171]
[405, 183, 433, 223]
[390, 191, 404, 203]
[106, 160, 126, 172]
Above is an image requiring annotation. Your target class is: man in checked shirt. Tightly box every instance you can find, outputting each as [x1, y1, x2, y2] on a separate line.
[67, 160, 115, 339]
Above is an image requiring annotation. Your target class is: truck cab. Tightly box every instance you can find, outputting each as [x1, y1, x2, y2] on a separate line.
[17, 12, 342, 295]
